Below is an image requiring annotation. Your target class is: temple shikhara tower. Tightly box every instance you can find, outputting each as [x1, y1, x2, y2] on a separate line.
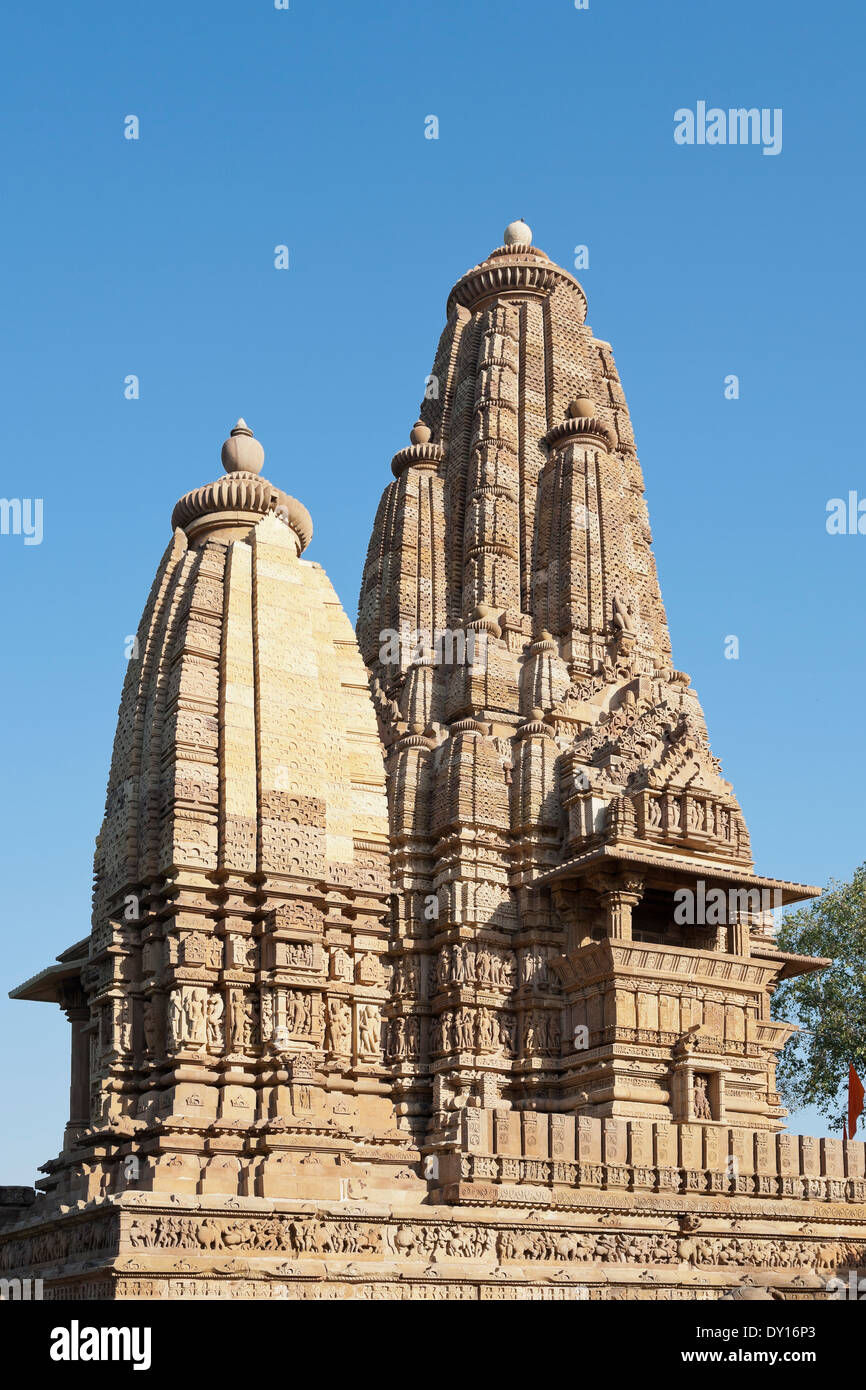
[4, 223, 866, 1300]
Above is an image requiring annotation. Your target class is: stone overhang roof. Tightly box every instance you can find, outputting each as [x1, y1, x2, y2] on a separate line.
[10, 946, 88, 1004]
[534, 842, 821, 906]
[750, 945, 833, 980]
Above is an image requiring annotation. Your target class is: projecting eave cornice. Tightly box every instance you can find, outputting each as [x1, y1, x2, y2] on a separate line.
[556, 937, 786, 991]
[751, 945, 832, 980]
[534, 843, 821, 905]
[10, 954, 88, 1004]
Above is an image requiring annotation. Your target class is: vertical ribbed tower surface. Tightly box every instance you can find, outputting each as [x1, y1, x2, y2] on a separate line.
[359, 222, 825, 1146]
[358, 217, 674, 673]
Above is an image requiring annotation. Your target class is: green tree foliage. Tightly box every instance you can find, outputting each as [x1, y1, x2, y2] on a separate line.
[772, 864, 866, 1132]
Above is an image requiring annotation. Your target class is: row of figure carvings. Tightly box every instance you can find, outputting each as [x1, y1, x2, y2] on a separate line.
[393, 944, 558, 998]
[92, 990, 576, 1066]
[0, 1216, 117, 1272]
[87, 987, 385, 1064]
[120, 1214, 866, 1273]
[98, 991, 568, 1065]
[436, 944, 558, 992]
[136, 934, 385, 985]
[428, 1007, 560, 1057]
[388, 945, 564, 1002]
[434, 944, 517, 990]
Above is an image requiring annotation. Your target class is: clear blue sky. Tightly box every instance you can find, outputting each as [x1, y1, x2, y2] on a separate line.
[1, 0, 863, 1181]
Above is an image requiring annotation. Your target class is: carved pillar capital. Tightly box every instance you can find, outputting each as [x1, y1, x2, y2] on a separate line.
[586, 869, 645, 941]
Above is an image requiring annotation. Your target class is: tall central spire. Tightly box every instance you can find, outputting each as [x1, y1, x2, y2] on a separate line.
[359, 222, 818, 1144]
[359, 221, 672, 683]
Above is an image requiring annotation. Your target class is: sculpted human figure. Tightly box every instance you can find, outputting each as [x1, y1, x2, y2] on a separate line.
[453, 946, 465, 984]
[187, 990, 206, 1046]
[434, 950, 447, 988]
[287, 992, 304, 1034]
[358, 1005, 381, 1057]
[116, 998, 132, 1052]
[142, 999, 155, 1053]
[527, 947, 540, 985]
[390, 1015, 406, 1058]
[478, 1010, 496, 1050]
[206, 992, 224, 1049]
[693, 1074, 712, 1120]
[181, 991, 194, 1040]
[230, 990, 245, 1048]
[476, 948, 491, 984]
[168, 991, 184, 1049]
[243, 994, 260, 1047]
[499, 1013, 517, 1055]
[326, 998, 351, 1054]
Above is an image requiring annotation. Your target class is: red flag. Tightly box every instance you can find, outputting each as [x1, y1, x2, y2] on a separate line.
[848, 1064, 865, 1139]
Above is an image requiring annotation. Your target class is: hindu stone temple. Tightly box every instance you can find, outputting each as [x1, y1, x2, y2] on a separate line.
[3, 223, 864, 1300]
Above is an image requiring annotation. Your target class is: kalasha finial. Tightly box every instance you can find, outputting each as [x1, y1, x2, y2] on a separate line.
[567, 397, 596, 419]
[173, 418, 312, 551]
[503, 218, 533, 247]
[410, 420, 431, 445]
[221, 418, 265, 475]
